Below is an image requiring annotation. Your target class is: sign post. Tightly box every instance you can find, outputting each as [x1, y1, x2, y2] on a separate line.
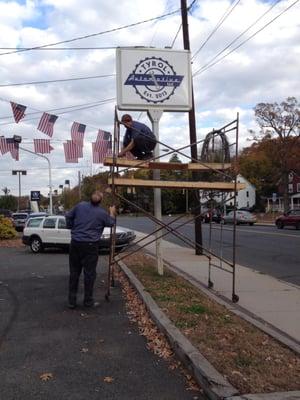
[116, 47, 192, 275]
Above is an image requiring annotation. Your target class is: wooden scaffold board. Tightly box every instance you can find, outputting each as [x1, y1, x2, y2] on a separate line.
[104, 157, 231, 171]
[108, 178, 245, 191]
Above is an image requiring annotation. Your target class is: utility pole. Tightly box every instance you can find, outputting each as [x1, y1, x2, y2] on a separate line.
[181, 0, 203, 255]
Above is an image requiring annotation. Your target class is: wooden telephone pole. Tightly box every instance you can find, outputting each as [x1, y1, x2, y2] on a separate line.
[181, 0, 203, 255]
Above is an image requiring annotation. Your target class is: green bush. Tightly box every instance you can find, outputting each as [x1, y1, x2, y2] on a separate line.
[0, 216, 17, 240]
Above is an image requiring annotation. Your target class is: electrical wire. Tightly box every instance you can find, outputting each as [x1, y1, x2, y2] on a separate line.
[0, 98, 114, 121]
[0, 8, 181, 57]
[193, 0, 282, 75]
[0, 74, 115, 88]
[192, 0, 242, 61]
[0, 97, 115, 129]
[193, 0, 299, 77]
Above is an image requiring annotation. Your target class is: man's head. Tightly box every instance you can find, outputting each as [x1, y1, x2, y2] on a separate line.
[121, 114, 133, 128]
[90, 190, 103, 206]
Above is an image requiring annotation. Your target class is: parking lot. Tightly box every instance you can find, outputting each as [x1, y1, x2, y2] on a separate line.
[0, 246, 201, 400]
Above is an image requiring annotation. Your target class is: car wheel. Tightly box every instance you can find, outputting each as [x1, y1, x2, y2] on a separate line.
[249, 223, 254, 226]
[296, 222, 300, 230]
[276, 221, 284, 229]
[30, 237, 43, 253]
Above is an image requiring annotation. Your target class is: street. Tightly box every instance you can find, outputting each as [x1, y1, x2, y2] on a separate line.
[117, 216, 300, 286]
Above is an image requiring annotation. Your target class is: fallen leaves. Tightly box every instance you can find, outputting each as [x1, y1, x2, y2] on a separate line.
[39, 372, 53, 381]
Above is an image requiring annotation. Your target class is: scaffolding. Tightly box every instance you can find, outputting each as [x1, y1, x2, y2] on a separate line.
[104, 109, 243, 303]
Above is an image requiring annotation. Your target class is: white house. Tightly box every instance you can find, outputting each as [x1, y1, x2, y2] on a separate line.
[225, 175, 256, 209]
[200, 174, 256, 210]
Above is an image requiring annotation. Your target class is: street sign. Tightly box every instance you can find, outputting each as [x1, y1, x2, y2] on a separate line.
[31, 191, 41, 201]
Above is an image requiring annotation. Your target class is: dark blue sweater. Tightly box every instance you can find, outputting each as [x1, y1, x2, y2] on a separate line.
[66, 201, 115, 242]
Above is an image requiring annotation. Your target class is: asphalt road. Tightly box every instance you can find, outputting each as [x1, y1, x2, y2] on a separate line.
[0, 247, 203, 400]
[117, 215, 300, 286]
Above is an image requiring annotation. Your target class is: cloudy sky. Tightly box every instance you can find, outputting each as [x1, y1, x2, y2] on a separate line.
[0, 0, 299, 196]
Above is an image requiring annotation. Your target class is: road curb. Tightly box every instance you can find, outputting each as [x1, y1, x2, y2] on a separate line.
[118, 260, 239, 400]
[118, 260, 300, 400]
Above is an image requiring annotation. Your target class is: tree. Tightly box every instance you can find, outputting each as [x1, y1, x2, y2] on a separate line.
[253, 97, 300, 211]
[2, 187, 10, 196]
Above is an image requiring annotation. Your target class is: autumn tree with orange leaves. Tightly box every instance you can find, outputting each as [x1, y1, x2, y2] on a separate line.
[244, 97, 300, 211]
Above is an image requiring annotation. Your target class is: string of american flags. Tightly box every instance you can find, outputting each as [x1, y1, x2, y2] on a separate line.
[0, 101, 112, 163]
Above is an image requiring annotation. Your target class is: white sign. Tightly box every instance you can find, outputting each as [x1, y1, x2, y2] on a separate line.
[116, 47, 192, 111]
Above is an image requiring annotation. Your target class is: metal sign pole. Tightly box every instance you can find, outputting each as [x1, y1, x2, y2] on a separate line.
[147, 109, 164, 275]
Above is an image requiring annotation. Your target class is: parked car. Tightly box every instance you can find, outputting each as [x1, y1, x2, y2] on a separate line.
[12, 212, 29, 231]
[0, 208, 12, 218]
[22, 215, 136, 253]
[275, 209, 300, 230]
[201, 209, 222, 223]
[222, 210, 257, 226]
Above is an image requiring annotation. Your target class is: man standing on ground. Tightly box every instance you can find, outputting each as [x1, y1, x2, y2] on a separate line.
[66, 191, 116, 309]
[118, 114, 156, 160]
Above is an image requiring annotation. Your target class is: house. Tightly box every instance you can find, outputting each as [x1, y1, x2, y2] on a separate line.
[225, 174, 256, 209]
[199, 174, 256, 210]
[266, 171, 300, 211]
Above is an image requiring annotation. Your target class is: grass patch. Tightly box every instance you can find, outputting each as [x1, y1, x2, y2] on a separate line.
[122, 253, 300, 395]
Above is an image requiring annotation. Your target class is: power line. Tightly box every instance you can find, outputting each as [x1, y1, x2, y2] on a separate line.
[0, 99, 114, 121]
[0, 46, 117, 51]
[0, 97, 115, 129]
[0, 8, 180, 57]
[192, 0, 242, 61]
[0, 74, 115, 88]
[193, 0, 299, 77]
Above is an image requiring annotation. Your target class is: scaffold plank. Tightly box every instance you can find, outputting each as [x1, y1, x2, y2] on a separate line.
[104, 157, 231, 170]
[108, 178, 245, 191]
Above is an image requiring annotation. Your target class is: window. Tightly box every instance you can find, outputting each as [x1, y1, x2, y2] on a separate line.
[43, 218, 56, 229]
[288, 184, 293, 193]
[58, 219, 67, 229]
[246, 191, 249, 198]
[27, 218, 43, 228]
[297, 183, 300, 193]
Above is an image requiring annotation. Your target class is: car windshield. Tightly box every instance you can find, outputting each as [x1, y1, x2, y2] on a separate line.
[27, 218, 44, 227]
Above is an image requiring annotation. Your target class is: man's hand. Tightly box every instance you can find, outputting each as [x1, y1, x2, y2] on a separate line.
[109, 205, 117, 217]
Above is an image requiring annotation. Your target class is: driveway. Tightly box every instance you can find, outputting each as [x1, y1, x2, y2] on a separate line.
[0, 247, 203, 400]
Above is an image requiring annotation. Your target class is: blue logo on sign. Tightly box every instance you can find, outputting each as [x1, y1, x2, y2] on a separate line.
[124, 57, 184, 104]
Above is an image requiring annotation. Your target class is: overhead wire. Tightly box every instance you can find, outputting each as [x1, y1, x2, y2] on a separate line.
[193, 0, 298, 77]
[0, 97, 115, 129]
[192, 0, 242, 61]
[0, 8, 181, 57]
[0, 74, 115, 88]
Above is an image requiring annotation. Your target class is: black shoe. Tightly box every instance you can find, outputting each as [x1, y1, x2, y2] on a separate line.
[138, 153, 153, 160]
[83, 301, 100, 308]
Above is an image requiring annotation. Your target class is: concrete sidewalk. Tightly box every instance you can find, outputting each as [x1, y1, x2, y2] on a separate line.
[133, 231, 300, 345]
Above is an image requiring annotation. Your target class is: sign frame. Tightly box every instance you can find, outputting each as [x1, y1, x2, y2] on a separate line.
[30, 190, 41, 201]
[116, 47, 192, 112]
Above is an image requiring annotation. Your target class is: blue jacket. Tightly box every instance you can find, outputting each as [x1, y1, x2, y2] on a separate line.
[66, 201, 115, 242]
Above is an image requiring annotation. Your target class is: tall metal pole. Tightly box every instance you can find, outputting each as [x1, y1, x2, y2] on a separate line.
[181, 0, 203, 255]
[19, 146, 53, 214]
[148, 109, 164, 275]
[18, 172, 21, 211]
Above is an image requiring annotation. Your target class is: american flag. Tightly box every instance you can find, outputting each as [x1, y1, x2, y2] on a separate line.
[94, 130, 112, 159]
[68, 140, 83, 158]
[0, 137, 16, 155]
[33, 139, 54, 154]
[71, 122, 85, 146]
[10, 102, 26, 123]
[10, 143, 19, 161]
[37, 113, 58, 137]
[63, 141, 79, 163]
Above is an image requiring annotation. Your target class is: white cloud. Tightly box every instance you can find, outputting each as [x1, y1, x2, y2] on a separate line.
[0, 0, 299, 196]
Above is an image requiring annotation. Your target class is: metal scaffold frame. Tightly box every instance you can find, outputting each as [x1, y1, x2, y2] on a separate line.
[105, 109, 241, 303]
